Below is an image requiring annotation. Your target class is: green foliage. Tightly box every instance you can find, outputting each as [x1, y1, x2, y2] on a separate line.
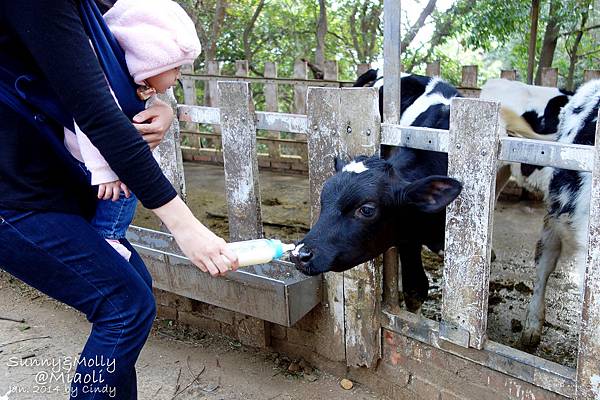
[177, 0, 598, 97]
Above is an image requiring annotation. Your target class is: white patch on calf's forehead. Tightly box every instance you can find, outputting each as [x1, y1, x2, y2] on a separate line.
[342, 161, 369, 174]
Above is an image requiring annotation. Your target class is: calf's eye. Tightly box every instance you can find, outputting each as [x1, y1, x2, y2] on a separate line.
[357, 204, 376, 218]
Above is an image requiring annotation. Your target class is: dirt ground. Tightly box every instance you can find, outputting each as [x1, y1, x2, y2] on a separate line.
[136, 163, 581, 368]
[0, 272, 378, 400]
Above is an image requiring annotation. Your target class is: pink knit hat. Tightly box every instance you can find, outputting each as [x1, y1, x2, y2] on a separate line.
[104, 0, 201, 85]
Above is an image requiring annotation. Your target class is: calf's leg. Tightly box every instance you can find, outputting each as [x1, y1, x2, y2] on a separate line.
[520, 217, 562, 348]
[398, 242, 429, 313]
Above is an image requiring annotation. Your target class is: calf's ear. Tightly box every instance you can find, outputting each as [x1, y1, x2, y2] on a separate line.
[400, 176, 462, 213]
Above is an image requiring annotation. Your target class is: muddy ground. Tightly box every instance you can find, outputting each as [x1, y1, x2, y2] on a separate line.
[135, 163, 582, 369]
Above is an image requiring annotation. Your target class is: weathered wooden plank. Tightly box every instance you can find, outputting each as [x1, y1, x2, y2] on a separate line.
[338, 87, 382, 367]
[264, 62, 280, 160]
[383, 0, 402, 124]
[500, 70, 517, 81]
[584, 70, 600, 82]
[323, 60, 338, 81]
[151, 90, 186, 199]
[205, 60, 220, 107]
[576, 110, 600, 400]
[357, 63, 371, 77]
[441, 98, 501, 349]
[180, 64, 196, 106]
[182, 73, 350, 87]
[256, 112, 307, 134]
[426, 61, 441, 77]
[541, 67, 558, 87]
[381, 124, 596, 172]
[461, 65, 479, 88]
[177, 105, 220, 125]
[235, 60, 249, 77]
[499, 137, 595, 172]
[382, 124, 449, 153]
[381, 310, 576, 398]
[294, 59, 309, 115]
[218, 82, 263, 241]
[306, 87, 345, 362]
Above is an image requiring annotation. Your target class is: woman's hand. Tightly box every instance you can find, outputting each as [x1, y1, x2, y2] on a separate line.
[152, 196, 239, 277]
[98, 180, 130, 201]
[132, 97, 174, 150]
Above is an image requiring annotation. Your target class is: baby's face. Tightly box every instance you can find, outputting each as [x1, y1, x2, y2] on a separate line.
[145, 66, 181, 94]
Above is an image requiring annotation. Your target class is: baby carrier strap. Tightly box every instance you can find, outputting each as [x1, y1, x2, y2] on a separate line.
[78, 0, 146, 120]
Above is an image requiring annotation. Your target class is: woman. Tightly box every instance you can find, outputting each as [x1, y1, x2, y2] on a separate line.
[0, 1, 238, 399]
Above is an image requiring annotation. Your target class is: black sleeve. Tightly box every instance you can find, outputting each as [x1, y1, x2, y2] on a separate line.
[2, 0, 177, 209]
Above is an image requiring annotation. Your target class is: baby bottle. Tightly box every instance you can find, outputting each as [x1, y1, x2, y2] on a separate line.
[226, 239, 296, 268]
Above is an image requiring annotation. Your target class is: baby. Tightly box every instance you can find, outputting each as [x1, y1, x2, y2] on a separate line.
[64, 0, 201, 260]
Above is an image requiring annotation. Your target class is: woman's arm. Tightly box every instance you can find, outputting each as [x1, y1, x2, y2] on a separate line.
[152, 196, 239, 276]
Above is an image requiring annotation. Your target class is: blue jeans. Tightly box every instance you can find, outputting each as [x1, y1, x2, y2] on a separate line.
[0, 208, 156, 399]
[92, 193, 138, 240]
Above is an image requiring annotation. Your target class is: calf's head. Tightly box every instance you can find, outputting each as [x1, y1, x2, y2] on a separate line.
[291, 155, 462, 275]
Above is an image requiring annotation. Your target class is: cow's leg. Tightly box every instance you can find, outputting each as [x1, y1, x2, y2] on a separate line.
[520, 217, 562, 348]
[398, 242, 428, 313]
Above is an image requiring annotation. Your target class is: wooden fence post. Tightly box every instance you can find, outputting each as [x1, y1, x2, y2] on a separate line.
[205, 60, 220, 107]
[180, 64, 197, 106]
[426, 61, 441, 77]
[218, 81, 263, 241]
[218, 81, 270, 348]
[461, 65, 479, 88]
[541, 67, 558, 87]
[264, 62, 280, 161]
[383, 0, 402, 124]
[441, 98, 501, 349]
[500, 69, 517, 80]
[306, 87, 345, 362]
[338, 87, 382, 367]
[235, 60, 249, 77]
[294, 59, 308, 115]
[357, 63, 372, 77]
[151, 90, 186, 199]
[576, 110, 600, 399]
[323, 60, 338, 81]
[584, 70, 600, 82]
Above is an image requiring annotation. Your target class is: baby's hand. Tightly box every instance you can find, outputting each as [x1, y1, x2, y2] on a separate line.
[98, 180, 131, 201]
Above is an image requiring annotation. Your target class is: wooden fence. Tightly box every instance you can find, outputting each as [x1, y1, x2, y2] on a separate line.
[178, 59, 600, 175]
[129, 71, 600, 397]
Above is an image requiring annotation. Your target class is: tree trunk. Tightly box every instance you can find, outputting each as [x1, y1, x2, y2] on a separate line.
[566, 1, 591, 90]
[315, 0, 328, 76]
[401, 0, 437, 52]
[527, 0, 540, 84]
[243, 0, 266, 75]
[534, 0, 561, 85]
[348, 0, 383, 63]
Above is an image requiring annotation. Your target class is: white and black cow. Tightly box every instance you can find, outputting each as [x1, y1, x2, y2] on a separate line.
[520, 79, 600, 348]
[480, 79, 574, 195]
[291, 74, 464, 310]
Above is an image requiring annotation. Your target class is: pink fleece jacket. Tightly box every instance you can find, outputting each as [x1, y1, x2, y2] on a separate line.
[66, 0, 201, 185]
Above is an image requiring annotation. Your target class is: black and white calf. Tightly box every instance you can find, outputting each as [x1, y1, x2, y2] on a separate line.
[480, 78, 572, 137]
[291, 74, 464, 310]
[520, 79, 600, 347]
[480, 79, 574, 195]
